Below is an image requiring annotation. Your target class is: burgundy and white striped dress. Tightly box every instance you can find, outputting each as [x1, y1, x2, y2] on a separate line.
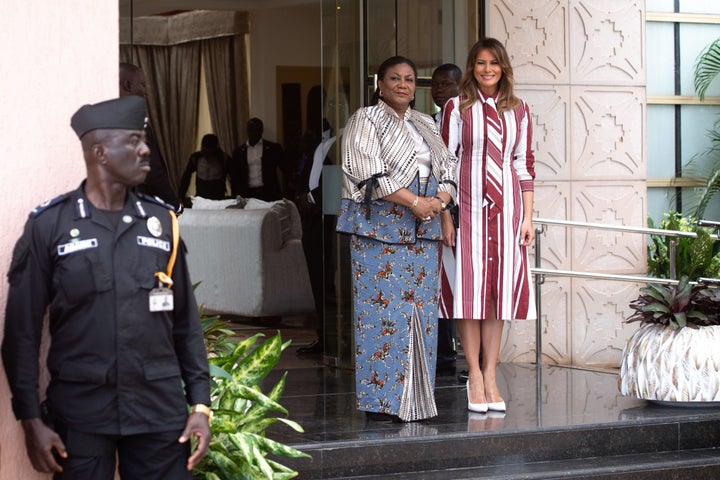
[439, 93, 537, 321]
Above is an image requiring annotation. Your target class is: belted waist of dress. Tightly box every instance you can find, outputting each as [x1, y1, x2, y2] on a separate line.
[358, 172, 388, 220]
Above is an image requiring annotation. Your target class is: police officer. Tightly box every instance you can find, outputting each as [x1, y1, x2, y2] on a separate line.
[2, 95, 211, 479]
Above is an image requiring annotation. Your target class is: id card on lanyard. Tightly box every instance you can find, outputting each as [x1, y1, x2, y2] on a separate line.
[150, 211, 179, 313]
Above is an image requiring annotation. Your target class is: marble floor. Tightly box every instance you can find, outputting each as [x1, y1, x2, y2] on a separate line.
[227, 318, 720, 446]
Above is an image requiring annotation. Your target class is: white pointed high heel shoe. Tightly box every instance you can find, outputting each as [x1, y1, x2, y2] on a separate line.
[487, 400, 506, 412]
[466, 380, 488, 413]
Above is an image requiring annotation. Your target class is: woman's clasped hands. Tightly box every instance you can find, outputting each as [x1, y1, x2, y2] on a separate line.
[409, 195, 445, 222]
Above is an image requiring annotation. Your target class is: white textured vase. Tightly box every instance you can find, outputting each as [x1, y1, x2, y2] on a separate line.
[619, 324, 720, 403]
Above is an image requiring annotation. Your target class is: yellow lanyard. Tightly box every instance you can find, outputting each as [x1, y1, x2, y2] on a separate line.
[154, 210, 179, 288]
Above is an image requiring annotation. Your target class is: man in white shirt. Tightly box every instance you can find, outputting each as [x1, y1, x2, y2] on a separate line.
[431, 63, 462, 128]
[431, 63, 462, 374]
[229, 118, 285, 201]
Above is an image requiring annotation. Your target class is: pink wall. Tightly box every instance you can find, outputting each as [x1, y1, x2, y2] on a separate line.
[0, 1, 119, 477]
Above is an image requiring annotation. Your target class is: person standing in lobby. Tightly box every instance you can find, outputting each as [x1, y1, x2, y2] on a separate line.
[229, 117, 285, 201]
[440, 38, 537, 414]
[336, 56, 457, 422]
[430, 63, 463, 375]
[178, 133, 231, 202]
[119, 62, 182, 212]
[2, 96, 211, 478]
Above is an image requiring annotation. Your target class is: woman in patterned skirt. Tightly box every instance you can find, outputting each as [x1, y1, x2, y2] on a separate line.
[336, 56, 457, 422]
[440, 38, 537, 413]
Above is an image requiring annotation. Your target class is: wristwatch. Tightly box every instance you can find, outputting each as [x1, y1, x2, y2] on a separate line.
[434, 196, 447, 211]
[190, 404, 213, 424]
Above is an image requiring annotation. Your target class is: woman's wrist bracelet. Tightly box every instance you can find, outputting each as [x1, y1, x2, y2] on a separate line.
[410, 196, 419, 209]
[434, 196, 447, 211]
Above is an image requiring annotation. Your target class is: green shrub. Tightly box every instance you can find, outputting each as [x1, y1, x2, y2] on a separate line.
[627, 275, 720, 330]
[647, 211, 720, 280]
[194, 314, 310, 480]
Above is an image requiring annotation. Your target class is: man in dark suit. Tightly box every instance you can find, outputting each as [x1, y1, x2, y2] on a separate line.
[229, 118, 284, 201]
[2, 96, 211, 479]
[431, 63, 462, 375]
[119, 62, 182, 212]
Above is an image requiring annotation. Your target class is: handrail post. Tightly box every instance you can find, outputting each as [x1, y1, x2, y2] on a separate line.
[669, 240, 677, 280]
[534, 225, 545, 366]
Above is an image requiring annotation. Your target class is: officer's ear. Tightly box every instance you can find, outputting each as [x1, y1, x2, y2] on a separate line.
[82, 130, 109, 165]
[91, 144, 108, 165]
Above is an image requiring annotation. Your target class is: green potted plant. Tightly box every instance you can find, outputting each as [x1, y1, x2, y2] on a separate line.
[619, 276, 720, 404]
[194, 313, 311, 479]
[690, 37, 720, 218]
[647, 211, 720, 280]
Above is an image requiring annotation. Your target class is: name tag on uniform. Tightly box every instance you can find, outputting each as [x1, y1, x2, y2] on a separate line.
[149, 287, 174, 312]
[137, 236, 171, 252]
[57, 238, 98, 256]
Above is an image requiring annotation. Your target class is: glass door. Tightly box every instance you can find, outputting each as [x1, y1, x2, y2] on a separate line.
[319, 0, 478, 368]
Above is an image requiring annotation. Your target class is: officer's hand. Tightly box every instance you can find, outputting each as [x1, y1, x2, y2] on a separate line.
[179, 412, 212, 471]
[21, 418, 67, 473]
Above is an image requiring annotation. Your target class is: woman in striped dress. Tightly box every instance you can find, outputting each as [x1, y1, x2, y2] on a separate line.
[336, 56, 457, 422]
[440, 38, 536, 413]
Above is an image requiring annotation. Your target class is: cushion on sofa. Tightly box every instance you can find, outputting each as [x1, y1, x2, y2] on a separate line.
[245, 198, 301, 245]
[191, 196, 240, 210]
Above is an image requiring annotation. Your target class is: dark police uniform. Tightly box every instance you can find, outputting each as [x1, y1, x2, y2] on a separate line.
[2, 184, 210, 477]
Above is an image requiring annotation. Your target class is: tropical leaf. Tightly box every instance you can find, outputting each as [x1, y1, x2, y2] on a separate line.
[271, 472, 299, 480]
[265, 372, 288, 402]
[254, 435, 312, 459]
[265, 458, 297, 474]
[197, 323, 307, 480]
[228, 431, 256, 463]
[233, 335, 291, 386]
[253, 440, 275, 480]
[694, 37, 720, 100]
[693, 168, 720, 219]
[219, 333, 264, 370]
[207, 449, 242, 474]
[626, 275, 720, 329]
[240, 375, 288, 427]
[646, 212, 720, 280]
[225, 383, 287, 413]
[276, 417, 305, 433]
[640, 303, 670, 314]
[673, 311, 687, 329]
[209, 364, 233, 381]
[640, 284, 668, 303]
[241, 417, 279, 435]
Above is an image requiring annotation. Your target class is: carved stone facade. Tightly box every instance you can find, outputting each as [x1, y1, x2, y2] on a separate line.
[486, 0, 646, 367]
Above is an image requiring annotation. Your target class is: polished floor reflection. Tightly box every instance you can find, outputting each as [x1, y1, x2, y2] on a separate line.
[265, 359, 676, 445]
[233, 320, 720, 478]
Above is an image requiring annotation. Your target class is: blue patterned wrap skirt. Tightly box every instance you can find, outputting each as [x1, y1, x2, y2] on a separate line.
[350, 235, 440, 421]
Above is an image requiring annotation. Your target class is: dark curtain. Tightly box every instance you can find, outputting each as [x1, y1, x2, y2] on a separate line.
[201, 35, 250, 155]
[120, 43, 201, 190]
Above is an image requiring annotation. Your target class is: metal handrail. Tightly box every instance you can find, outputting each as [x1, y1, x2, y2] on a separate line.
[534, 217, 719, 240]
[530, 267, 680, 285]
[530, 217, 719, 365]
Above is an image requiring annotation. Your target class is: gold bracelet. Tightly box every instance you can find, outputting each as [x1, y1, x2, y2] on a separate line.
[190, 404, 213, 424]
[410, 196, 419, 209]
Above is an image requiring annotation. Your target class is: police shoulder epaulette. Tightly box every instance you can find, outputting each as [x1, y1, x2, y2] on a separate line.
[137, 192, 174, 211]
[30, 193, 69, 218]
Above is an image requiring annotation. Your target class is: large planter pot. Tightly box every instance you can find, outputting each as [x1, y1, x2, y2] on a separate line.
[619, 324, 720, 404]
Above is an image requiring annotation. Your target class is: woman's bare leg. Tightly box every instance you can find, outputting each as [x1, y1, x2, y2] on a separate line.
[481, 306, 504, 403]
[456, 317, 485, 404]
